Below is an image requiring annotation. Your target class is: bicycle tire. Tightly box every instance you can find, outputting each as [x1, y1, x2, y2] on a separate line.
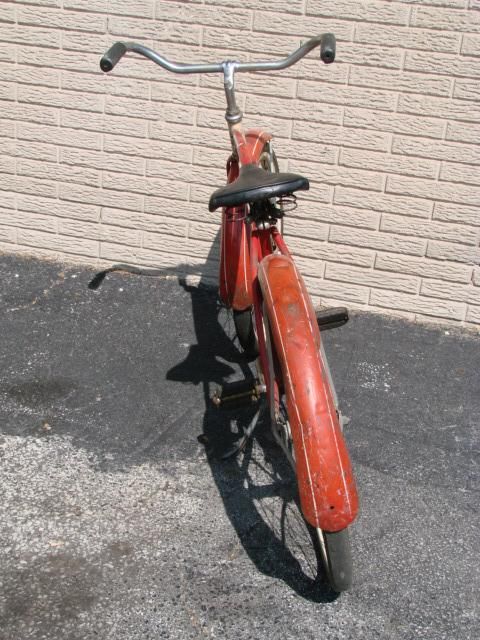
[315, 527, 353, 592]
[233, 307, 257, 361]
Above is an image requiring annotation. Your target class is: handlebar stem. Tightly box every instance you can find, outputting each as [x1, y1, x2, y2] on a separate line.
[223, 61, 243, 125]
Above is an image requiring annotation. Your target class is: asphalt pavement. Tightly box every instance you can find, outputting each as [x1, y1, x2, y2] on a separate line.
[0, 253, 479, 640]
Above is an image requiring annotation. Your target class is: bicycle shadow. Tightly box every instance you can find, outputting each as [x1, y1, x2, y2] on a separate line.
[166, 240, 337, 603]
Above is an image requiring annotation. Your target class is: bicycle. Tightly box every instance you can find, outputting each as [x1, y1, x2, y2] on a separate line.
[98, 33, 359, 592]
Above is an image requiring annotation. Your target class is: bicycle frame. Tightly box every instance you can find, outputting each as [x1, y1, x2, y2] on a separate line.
[99, 32, 358, 587]
[220, 126, 359, 532]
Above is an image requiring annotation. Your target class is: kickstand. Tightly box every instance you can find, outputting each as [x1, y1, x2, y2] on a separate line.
[220, 398, 266, 460]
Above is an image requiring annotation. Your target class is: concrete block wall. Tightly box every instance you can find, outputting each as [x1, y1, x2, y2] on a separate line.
[0, 0, 479, 328]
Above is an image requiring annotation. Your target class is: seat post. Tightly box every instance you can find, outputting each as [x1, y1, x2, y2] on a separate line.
[223, 61, 243, 125]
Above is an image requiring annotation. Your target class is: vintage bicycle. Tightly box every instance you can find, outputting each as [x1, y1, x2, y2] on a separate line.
[97, 33, 359, 592]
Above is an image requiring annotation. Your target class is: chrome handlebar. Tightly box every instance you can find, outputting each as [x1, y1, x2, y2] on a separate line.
[100, 34, 336, 125]
[100, 34, 336, 75]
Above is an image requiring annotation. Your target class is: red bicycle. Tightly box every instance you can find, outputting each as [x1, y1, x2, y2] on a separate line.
[99, 33, 359, 592]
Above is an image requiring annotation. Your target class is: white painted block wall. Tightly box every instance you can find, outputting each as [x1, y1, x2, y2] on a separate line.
[1, 0, 479, 327]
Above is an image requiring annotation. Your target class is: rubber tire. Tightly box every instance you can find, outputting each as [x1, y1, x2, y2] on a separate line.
[233, 308, 258, 361]
[318, 527, 353, 592]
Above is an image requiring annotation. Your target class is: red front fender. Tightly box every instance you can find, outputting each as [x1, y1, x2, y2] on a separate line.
[218, 128, 272, 310]
[258, 253, 359, 531]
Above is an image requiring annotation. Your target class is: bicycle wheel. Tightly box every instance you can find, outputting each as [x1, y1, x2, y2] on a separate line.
[262, 294, 354, 593]
[233, 144, 279, 361]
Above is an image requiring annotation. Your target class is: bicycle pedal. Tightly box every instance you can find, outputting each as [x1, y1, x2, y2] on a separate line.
[316, 306, 349, 331]
[212, 379, 264, 409]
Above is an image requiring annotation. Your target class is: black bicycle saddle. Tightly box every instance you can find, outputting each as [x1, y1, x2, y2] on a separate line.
[208, 163, 309, 212]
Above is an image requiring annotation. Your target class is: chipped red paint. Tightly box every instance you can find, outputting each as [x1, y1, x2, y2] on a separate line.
[272, 226, 320, 350]
[257, 253, 359, 531]
[218, 128, 271, 310]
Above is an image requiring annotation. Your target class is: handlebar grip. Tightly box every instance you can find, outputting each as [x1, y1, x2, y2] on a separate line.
[100, 42, 127, 72]
[320, 33, 336, 64]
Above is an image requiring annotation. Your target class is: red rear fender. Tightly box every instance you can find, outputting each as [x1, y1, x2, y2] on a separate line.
[258, 253, 359, 531]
